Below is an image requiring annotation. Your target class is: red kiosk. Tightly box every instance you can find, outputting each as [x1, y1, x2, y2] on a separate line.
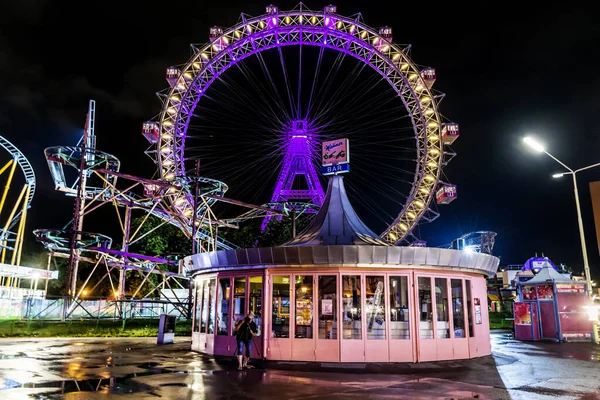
[514, 260, 593, 342]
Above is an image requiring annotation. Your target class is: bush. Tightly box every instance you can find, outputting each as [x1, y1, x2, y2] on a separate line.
[0, 319, 192, 337]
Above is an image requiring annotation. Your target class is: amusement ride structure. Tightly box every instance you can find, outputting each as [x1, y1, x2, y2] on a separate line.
[32, 3, 466, 319]
[144, 3, 459, 246]
[0, 135, 36, 266]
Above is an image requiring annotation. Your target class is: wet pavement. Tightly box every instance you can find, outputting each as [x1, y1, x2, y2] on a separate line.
[0, 332, 599, 399]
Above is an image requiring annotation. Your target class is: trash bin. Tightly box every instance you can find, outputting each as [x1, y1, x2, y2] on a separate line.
[157, 314, 176, 345]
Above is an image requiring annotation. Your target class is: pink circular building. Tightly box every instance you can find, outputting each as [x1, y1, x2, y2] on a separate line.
[185, 176, 499, 362]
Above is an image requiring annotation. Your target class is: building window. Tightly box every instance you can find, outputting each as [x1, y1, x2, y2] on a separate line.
[233, 277, 246, 326]
[249, 276, 263, 332]
[318, 275, 337, 340]
[342, 275, 362, 339]
[466, 280, 474, 337]
[217, 278, 230, 335]
[451, 279, 466, 338]
[207, 279, 216, 334]
[389, 276, 410, 339]
[295, 276, 313, 339]
[418, 277, 433, 339]
[435, 278, 450, 339]
[272, 276, 290, 338]
[366, 276, 386, 340]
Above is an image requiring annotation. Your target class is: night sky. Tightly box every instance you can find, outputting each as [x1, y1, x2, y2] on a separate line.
[1, 1, 599, 277]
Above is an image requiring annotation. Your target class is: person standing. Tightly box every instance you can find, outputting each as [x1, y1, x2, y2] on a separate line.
[234, 313, 258, 370]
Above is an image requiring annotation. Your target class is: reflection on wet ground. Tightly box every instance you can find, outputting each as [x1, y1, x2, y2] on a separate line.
[0, 333, 599, 399]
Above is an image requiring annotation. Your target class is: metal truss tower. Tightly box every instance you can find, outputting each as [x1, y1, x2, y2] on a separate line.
[261, 120, 324, 230]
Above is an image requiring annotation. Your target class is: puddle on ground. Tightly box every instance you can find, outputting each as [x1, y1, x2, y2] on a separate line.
[3, 368, 197, 397]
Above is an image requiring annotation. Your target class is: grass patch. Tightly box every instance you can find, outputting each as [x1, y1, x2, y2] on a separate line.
[489, 311, 513, 329]
[0, 318, 192, 338]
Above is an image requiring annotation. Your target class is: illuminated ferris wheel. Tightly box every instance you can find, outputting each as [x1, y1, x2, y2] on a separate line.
[143, 3, 460, 245]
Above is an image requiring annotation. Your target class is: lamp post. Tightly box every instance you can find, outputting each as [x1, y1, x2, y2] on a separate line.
[523, 136, 600, 344]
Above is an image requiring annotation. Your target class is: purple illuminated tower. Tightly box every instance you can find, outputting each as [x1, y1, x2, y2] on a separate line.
[261, 120, 325, 230]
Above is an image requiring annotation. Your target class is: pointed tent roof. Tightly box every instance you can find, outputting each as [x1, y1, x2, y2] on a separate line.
[285, 175, 389, 246]
[521, 261, 578, 284]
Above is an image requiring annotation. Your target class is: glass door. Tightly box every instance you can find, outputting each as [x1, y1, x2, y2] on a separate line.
[365, 275, 387, 362]
[451, 279, 469, 359]
[316, 275, 338, 361]
[389, 275, 414, 362]
[249, 276, 263, 359]
[270, 275, 291, 360]
[416, 276, 436, 362]
[292, 275, 315, 361]
[214, 277, 232, 356]
[434, 278, 453, 360]
[341, 275, 363, 362]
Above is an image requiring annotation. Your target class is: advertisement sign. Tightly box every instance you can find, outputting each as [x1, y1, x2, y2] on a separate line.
[322, 163, 350, 176]
[0, 263, 58, 280]
[322, 299, 333, 316]
[296, 299, 312, 325]
[474, 298, 482, 324]
[514, 302, 532, 325]
[531, 260, 546, 272]
[536, 285, 554, 300]
[322, 138, 349, 166]
[556, 284, 586, 293]
[522, 286, 537, 300]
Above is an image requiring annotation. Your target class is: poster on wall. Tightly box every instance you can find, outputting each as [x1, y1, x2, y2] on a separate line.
[322, 299, 333, 316]
[537, 285, 554, 300]
[296, 299, 312, 325]
[522, 286, 537, 300]
[514, 302, 532, 325]
[474, 298, 482, 324]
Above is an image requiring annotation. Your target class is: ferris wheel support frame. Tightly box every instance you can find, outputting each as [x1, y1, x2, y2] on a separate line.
[151, 3, 456, 244]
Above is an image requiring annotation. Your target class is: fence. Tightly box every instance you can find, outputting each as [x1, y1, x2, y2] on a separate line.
[0, 296, 190, 320]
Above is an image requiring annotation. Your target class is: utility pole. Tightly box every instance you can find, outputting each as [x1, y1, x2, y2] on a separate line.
[117, 205, 132, 318]
[191, 159, 200, 254]
[291, 209, 297, 238]
[65, 100, 95, 320]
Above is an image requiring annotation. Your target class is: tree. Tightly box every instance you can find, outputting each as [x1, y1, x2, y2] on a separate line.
[221, 213, 314, 248]
[125, 214, 192, 298]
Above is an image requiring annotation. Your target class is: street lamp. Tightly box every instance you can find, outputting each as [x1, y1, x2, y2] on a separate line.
[523, 136, 600, 344]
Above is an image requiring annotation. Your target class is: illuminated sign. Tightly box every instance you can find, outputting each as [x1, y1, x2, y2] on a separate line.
[322, 138, 349, 166]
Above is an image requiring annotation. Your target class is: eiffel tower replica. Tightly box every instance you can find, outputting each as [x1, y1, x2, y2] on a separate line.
[261, 120, 325, 230]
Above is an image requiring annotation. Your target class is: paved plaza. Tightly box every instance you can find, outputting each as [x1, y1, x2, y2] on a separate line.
[0, 331, 599, 399]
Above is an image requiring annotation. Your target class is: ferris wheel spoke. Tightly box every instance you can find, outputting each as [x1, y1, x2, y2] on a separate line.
[191, 102, 277, 135]
[308, 51, 347, 120]
[211, 70, 286, 129]
[277, 46, 297, 121]
[306, 46, 325, 119]
[254, 52, 292, 120]
[346, 184, 397, 223]
[312, 75, 392, 131]
[297, 44, 302, 119]
[347, 169, 412, 203]
[320, 78, 397, 126]
[310, 61, 369, 124]
[232, 59, 291, 127]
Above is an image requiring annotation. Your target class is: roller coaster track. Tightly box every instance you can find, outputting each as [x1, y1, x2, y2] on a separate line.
[0, 135, 36, 230]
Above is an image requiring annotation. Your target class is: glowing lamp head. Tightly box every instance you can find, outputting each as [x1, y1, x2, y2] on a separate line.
[523, 136, 545, 153]
[583, 305, 600, 322]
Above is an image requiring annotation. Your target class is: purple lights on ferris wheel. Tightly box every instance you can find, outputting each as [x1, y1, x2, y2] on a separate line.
[149, 4, 460, 244]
